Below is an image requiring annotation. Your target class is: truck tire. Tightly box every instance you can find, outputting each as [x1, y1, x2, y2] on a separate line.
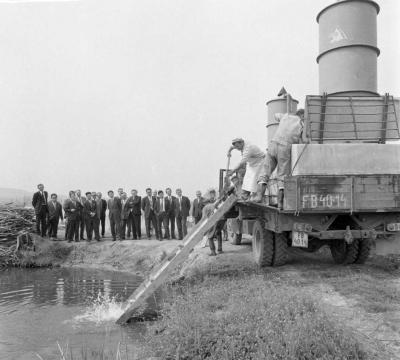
[229, 232, 242, 245]
[252, 220, 273, 267]
[273, 232, 288, 266]
[330, 239, 359, 264]
[355, 238, 372, 264]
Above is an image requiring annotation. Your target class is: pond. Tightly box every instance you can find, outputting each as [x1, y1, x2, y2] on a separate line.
[0, 267, 151, 360]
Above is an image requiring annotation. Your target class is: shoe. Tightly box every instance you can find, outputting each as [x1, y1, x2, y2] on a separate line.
[81, 238, 86, 241]
[218, 250, 223, 254]
[112, 238, 116, 241]
[209, 251, 217, 256]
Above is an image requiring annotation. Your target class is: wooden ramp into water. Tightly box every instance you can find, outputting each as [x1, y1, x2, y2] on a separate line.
[116, 194, 237, 324]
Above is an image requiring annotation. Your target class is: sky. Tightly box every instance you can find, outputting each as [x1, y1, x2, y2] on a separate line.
[0, 0, 399, 198]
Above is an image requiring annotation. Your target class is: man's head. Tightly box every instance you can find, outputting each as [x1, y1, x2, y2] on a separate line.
[97, 192, 102, 199]
[196, 191, 202, 199]
[108, 190, 114, 198]
[69, 191, 76, 200]
[153, 190, 158, 197]
[158, 190, 164, 198]
[176, 188, 182, 197]
[37, 184, 44, 191]
[131, 189, 138, 197]
[86, 192, 92, 200]
[51, 193, 57, 201]
[76, 189, 81, 197]
[166, 188, 172, 196]
[118, 188, 123, 195]
[209, 189, 216, 200]
[92, 191, 97, 199]
[146, 188, 152, 196]
[296, 109, 305, 121]
[121, 192, 127, 200]
[232, 138, 244, 151]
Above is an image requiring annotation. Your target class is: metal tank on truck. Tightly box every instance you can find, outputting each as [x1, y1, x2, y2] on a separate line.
[225, 0, 400, 266]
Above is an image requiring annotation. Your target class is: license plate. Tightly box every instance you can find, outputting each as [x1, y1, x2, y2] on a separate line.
[292, 231, 308, 248]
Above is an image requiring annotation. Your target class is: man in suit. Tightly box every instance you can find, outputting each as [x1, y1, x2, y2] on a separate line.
[120, 192, 130, 240]
[155, 190, 170, 240]
[191, 190, 204, 224]
[174, 188, 191, 240]
[47, 193, 63, 239]
[32, 183, 48, 237]
[107, 190, 122, 241]
[92, 192, 102, 241]
[83, 192, 99, 241]
[75, 189, 86, 240]
[141, 188, 159, 240]
[127, 189, 142, 239]
[96, 192, 107, 237]
[165, 187, 176, 239]
[63, 191, 81, 242]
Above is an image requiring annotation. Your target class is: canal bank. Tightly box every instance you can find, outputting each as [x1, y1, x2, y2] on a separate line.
[3, 235, 400, 359]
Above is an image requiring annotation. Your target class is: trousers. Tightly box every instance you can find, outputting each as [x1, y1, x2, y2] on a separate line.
[258, 141, 292, 189]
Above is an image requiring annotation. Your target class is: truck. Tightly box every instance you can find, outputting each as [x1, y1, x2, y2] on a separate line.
[223, 0, 400, 267]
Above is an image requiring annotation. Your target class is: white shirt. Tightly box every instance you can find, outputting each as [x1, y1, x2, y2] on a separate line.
[241, 141, 265, 167]
[273, 113, 303, 146]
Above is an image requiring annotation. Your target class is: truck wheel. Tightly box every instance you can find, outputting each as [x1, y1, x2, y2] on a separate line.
[252, 220, 273, 267]
[273, 232, 288, 266]
[229, 232, 242, 245]
[355, 239, 372, 264]
[330, 239, 359, 264]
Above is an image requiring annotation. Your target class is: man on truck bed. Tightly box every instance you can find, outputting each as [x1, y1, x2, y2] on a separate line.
[255, 109, 305, 203]
[227, 138, 265, 200]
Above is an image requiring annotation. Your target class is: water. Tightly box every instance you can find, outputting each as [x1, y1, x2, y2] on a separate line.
[0, 267, 150, 360]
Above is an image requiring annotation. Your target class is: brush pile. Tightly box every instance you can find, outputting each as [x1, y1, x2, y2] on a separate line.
[0, 204, 35, 267]
[0, 203, 35, 243]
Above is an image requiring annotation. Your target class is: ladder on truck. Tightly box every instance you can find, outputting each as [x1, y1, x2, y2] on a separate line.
[116, 193, 238, 325]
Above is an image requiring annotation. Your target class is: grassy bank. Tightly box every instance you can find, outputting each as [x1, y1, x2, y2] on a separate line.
[140, 271, 388, 360]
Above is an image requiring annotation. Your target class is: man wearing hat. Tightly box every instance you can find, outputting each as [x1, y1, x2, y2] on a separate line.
[255, 109, 305, 204]
[227, 138, 265, 200]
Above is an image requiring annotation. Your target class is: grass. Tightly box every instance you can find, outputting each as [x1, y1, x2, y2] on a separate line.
[18, 241, 72, 268]
[141, 273, 386, 360]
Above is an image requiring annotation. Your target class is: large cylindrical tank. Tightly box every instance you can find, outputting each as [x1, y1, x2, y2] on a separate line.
[266, 95, 298, 146]
[317, 0, 380, 96]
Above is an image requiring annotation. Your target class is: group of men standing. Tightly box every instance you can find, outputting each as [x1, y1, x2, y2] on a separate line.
[32, 185, 197, 242]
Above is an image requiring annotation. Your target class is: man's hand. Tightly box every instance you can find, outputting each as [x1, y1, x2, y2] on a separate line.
[227, 170, 234, 176]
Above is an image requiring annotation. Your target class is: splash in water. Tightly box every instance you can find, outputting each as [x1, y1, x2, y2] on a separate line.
[71, 292, 127, 324]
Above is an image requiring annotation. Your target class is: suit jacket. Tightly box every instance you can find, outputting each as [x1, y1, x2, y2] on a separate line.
[192, 197, 204, 218]
[141, 196, 156, 217]
[121, 199, 131, 220]
[95, 199, 102, 219]
[100, 199, 107, 217]
[174, 196, 191, 217]
[128, 196, 142, 215]
[63, 198, 81, 221]
[48, 201, 63, 221]
[165, 195, 176, 215]
[75, 196, 86, 215]
[83, 199, 97, 220]
[155, 197, 171, 216]
[108, 197, 122, 221]
[32, 191, 48, 214]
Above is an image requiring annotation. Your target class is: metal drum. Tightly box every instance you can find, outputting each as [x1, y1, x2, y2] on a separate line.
[317, 0, 380, 96]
